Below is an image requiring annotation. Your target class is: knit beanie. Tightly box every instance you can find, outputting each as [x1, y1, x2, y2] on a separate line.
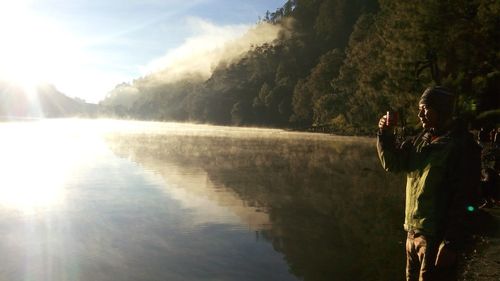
[419, 86, 455, 117]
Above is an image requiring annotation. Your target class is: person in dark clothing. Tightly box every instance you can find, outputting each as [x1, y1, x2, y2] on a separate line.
[377, 86, 481, 281]
[479, 167, 498, 208]
[478, 128, 490, 148]
[494, 130, 499, 147]
[479, 128, 500, 207]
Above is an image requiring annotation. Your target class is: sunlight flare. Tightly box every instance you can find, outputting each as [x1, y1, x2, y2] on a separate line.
[0, 120, 108, 213]
[0, 126, 68, 212]
[0, 1, 83, 93]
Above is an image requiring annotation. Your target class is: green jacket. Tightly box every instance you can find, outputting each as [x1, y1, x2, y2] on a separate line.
[377, 124, 480, 242]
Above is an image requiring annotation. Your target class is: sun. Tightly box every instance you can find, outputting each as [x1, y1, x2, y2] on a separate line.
[0, 1, 79, 96]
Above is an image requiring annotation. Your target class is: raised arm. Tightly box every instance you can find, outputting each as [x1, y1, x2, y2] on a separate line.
[376, 114, 410, 173]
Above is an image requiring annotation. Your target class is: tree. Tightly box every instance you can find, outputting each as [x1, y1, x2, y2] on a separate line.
[291, 49, 345, 125]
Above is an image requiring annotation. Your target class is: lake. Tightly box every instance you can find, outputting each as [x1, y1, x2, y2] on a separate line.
[0, 119, 406, 281]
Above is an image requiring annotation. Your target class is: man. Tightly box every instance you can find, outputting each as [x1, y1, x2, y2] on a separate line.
[376, 86, 481, 281]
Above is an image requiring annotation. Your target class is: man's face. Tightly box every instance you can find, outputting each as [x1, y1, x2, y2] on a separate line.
[418, 103, 439, 129]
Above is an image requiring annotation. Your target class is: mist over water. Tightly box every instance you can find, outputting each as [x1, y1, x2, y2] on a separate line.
[0, 119, 406, 281]
[144, 20, 284, 85]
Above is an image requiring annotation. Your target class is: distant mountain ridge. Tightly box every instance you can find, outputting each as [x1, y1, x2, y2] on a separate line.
[0, 81, 98, 118]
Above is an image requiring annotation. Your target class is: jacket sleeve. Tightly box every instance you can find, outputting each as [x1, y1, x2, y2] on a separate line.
[376, 129, 411, 173]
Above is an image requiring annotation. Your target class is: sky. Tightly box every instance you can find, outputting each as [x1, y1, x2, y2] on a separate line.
[0, 0, 286, 103]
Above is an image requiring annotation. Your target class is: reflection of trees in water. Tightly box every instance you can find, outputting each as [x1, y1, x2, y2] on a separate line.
[107, 133, 406, 281]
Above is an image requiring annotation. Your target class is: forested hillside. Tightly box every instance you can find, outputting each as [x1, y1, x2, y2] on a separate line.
[101, 0, 499, 134]
[0, 81, 98, 118]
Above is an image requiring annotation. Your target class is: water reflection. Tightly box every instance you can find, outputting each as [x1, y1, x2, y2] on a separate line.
[0, 120, 103, 212]
[0, 120, 300, 281]
[0, 120, 407, 281]
[106, 123, 407, 281]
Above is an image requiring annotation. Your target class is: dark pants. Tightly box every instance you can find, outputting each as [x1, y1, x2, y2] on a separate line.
[406, 231, 457, 281]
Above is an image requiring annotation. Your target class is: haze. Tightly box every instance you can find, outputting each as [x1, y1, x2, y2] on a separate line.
[0, 0, 285, 103]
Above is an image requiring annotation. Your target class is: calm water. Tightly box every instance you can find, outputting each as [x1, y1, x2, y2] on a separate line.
[0, 119, 406, 281]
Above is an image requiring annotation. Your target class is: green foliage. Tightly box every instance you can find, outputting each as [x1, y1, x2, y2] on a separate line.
[291, 49, 345, 125]
[327, 0, 499, 133]
[476, 109, 500, 126]
[101, 0, 498, 134]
